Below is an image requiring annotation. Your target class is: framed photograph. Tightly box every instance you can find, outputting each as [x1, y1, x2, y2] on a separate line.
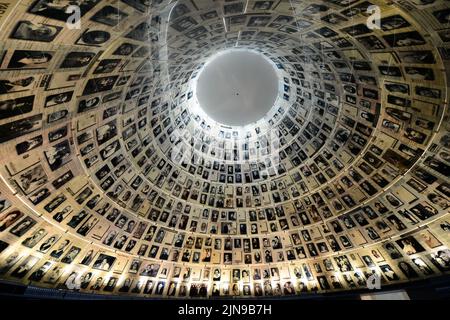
[14, 163, 48, 195]
[38, 234, 60, 253]
[10, 255, 39, 278]
[43, 264, 64, 284]
[60, 51, 96, 69]
[45, 91, 73, 108]
[383, 31, 425, 47]
[76, 29, 111, 46]
[78, 96, 101, 114]
[0, 95, 34, 120]
[379, 264, 400, 281]
[396, 236, 425, 255]
[0, 114, 43, 143]
[93, 59, 121, 74]
[436, 182, 450, 198]
[0, 195, 12, 214]
[91, 6, 128, 26]
[9, 216, 37, 237]
[0, 251, 22, 275]
[28, 0, 101, 21]
[44, 140, 71, 171]
[44, 194, 67, 213]
[200, 10, 218, 20]
[52, 170, 74, 189]
[428, 249, 450, 272]
[61, 246, 81, 264]
[92, 253, 116, 271]
[28, 187, 50, 205]
[22, 227, 47, 248]
[171, 16, 198, 32]
[224, 3, 244, 15]
[0, 75, 36, 94]
[15, 135, 43, 155]
[103, 277, 118, 292]
[253, 1, 273, 10]
[424, 157, 450, 177]
[82, 76, 118, 95]
[10, 20, 61, 42]
[6, 50, 53, 69]
[48, 126, 68, 142]
[0, 240, 9, 253]
[247, 16, 271, 27]
[124, 22, 149, 41]
[380, 14, 410, 31]
[47, 109, 69, 124]
[96, 121, 117, 145]
[184, 26, 208, 39]
[0, 210, 24, 232]
[113, 43, 138, 56]
[170, 1, 191, 19]
[417, 230, 442, 249]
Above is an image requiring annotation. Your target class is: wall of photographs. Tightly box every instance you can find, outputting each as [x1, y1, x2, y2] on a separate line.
[0, 0, 448, 298]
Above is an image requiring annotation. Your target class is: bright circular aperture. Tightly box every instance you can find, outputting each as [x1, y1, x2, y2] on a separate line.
[195, 50, 279, 126]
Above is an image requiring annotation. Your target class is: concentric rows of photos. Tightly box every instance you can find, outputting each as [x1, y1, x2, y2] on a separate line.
[0, 0, 448, 297]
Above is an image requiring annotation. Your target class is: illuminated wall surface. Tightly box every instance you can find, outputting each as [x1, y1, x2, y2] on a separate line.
[0, 0, 448, 299]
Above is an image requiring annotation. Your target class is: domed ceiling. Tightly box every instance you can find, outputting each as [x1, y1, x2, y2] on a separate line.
[0, 0, 448, 298]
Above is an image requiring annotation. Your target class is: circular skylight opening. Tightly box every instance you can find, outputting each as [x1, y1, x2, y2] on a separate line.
[195, 49, 279, 127]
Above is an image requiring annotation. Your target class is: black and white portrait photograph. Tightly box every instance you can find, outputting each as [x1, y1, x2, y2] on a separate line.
[28, 0, 101, 21]
[59, 51, 96, 69]
[82, 76, 118, 95]
[96, 121, 117, 145]
[45, 91, 73, 108]
[92, 253, 116, 271]
[6, 50, 53, 69]
[76, 29, 111, 46]
[10, 255, 39, 279]
[14, 164, 48, 194]
[0, 76, 35, 94]
[0, 96, 34, 120]
[9, 216, 37, 237]
[48, 126, 68, 142]
[44, 140, 71, 171]
[91, 5, 128, 26]
[10, 20, 62, 42]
